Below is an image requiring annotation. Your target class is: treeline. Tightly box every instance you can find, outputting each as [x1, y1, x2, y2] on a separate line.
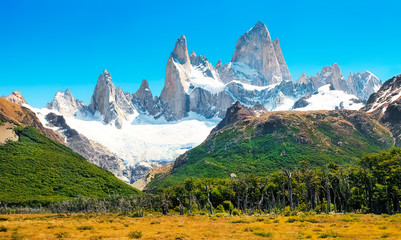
[1, 148, 401, 215]
[155, 147, 401, 215]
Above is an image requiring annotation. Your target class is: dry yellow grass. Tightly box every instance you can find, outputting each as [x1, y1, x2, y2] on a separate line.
[0, 213, 400, 239]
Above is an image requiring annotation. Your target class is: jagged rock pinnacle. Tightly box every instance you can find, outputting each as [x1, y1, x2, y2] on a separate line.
[171, 35, 190, 64]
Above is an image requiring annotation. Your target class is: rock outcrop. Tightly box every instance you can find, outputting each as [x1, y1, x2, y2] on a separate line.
[133, 79, 160, 115]
[211, 101, 255, 133]
[3, 91, 27, 105]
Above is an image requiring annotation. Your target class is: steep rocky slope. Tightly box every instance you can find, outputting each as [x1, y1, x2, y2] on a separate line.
[44, 113, 130, 182]
[363, 74, 401, 145]
[0, 98, 63, 144]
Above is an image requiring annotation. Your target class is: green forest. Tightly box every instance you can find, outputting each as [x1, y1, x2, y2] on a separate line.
[0, 126, 139, 205]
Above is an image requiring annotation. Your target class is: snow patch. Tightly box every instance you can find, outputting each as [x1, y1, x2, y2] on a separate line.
[294, 84, 364, 111]
[28, 105, 220, 168]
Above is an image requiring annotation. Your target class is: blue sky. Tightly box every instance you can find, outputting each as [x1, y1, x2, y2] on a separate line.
[1, 0, 400, 108]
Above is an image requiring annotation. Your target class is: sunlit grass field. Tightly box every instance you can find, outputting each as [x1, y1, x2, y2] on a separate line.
[0, 213, 400, 239]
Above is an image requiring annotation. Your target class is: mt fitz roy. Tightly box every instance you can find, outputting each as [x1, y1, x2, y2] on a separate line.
[33, 21, 381, 186]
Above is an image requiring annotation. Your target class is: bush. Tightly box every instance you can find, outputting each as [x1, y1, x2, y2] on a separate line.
[223, 201, 234, 214]
[198, 211, 208, 215]
[77, 225, 94, 230]
[318, 230, 342, 238]
[232, 208, 240, 216]
[11, 231, 24, 240]
[215, 204, 225, 213]
[128, 231, 142, 239]
[231, 219, 249, 223]
[286, 217, 297, 223]
[244, 227, 262, 232]
[253, 231, 273, 238]
[0, 226, 7, 232]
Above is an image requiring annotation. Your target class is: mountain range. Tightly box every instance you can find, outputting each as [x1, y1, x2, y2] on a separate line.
[8, 21, 387, 187]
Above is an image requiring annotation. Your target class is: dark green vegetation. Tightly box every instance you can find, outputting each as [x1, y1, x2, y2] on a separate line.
[154, 148, 401, 215]
[26, 147, 401, 216]
[149, 110, 394, 189]
[0, 126, 139, 205]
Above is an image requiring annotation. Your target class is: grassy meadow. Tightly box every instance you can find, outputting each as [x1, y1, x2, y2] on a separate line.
[0, 213, 400, 239]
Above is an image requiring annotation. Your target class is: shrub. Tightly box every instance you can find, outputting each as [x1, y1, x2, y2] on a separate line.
[253, 231, 273, 238]
[0, 226, 7, 232]
[77, 225, 94, 230]
[11, 231, 23, 240]
[215, 204, 225, 213]
[381, 233, 390, 238]
[223, 201, 234, 214]
[150, 221, 160, 225]
[128, 231, 142, 239]
[286, 217, 297, 223]
[231, 219, 249, 223]
[318, 230, 342, 238]
[0, 217, 8, 221]
[55, 232, 69, 239]
[244, 227, 262, 232]
[198, 211, 208, 215]
[232, 208, 240, 216]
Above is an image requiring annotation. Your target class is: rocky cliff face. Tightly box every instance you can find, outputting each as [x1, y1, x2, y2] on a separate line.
[3, 91, 27, 105]
[362, 74, 401, 145]
[47, 89, 88, 117]
[133, 79, 160, 116]
[159, 36, 192, 121]
[347, 71, 382, 100]
[231, 21, 292, 85]
[89, 70, 136, 128]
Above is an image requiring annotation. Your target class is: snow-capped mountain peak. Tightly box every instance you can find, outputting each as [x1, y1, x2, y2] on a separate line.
[46, 89, 88, 117]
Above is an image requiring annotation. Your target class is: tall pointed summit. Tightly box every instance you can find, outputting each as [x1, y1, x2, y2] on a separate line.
[231, 21, 292, 85]
[89, 70, 136, 128]
[160, 35, 192, 121]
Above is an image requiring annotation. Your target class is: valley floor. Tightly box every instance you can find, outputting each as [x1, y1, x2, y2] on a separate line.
[0, 213, 400, 239]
